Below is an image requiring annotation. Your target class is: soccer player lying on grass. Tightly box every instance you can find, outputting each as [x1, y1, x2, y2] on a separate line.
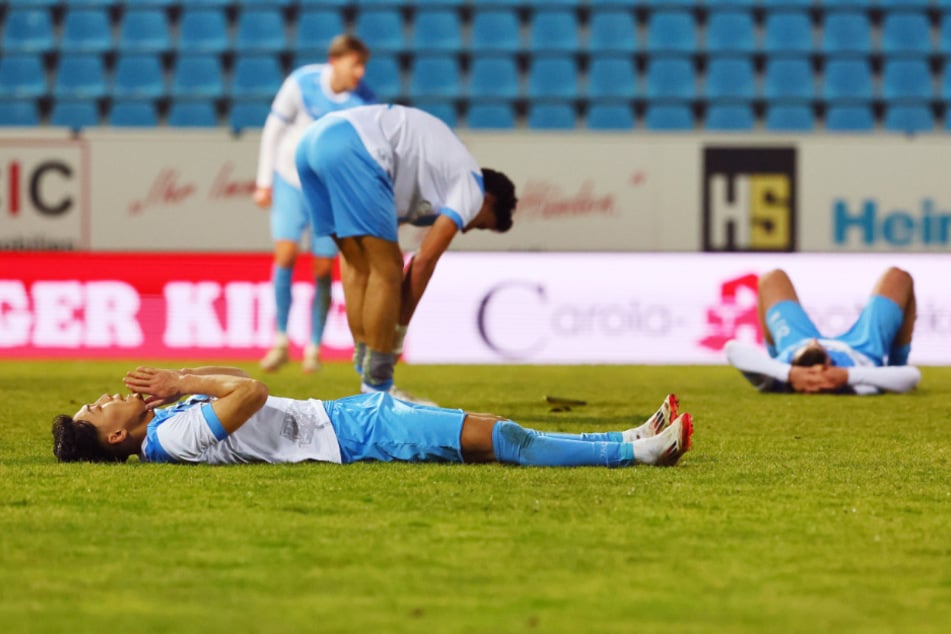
[51, 367, 693, 467]
[725, 266, 921, 395]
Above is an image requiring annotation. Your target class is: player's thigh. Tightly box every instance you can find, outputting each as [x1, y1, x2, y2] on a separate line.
[836, 296, 904, 364]
[270, 175, 308, 243]
[764, 300, 821, 356]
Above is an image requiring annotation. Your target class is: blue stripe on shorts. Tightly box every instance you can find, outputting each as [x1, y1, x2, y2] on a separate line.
[326, 392, 465, 464]
[295, 117, 398, 242]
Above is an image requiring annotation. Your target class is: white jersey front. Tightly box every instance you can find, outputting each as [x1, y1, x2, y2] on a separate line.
[256, 64, 375, 189]
[141, 396, 341, 465]
[331, 104, 485, 230]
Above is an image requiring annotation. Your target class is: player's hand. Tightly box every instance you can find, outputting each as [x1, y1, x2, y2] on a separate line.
[253, 186, 272, 209]
[789, 365, 841, 394]
[123, 367, 184, 408]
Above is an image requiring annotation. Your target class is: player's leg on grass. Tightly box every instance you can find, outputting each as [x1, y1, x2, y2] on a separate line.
[538, 394, 678, 443]
[459, 410, 692, 467]
[261, 239, 297, 371]
[870, 267, 916, 365]
[304, 244, 336, 373]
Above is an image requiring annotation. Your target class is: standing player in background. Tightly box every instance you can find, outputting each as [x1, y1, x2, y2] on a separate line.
[253, 35, 375, 373]
[295, 105, 518, 402]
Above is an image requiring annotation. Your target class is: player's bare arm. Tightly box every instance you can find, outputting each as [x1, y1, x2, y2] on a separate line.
[399, 214, 458, 325]
[124, 367, 268, 434]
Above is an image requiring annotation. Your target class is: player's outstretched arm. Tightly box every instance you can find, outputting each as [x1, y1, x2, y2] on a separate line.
[124, 367, 268, 433]
[847, 365, 922, 394]
[725, 340, 793, 392]
[399, 214, 458, 325]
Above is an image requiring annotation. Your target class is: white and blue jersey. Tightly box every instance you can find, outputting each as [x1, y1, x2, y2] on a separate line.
[295, 105, 486, 241]
[256, 64, 376, 189]
[139, 393, 466, 466]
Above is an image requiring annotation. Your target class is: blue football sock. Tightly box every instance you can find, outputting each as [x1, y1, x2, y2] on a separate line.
[311, 275, 332, 345]
[273, 265, 293, 334]
[888, 343, 910, 366]
[492, 421, 633, 468]
[538, 431, 624, 443]
[362, 349, 395, 391]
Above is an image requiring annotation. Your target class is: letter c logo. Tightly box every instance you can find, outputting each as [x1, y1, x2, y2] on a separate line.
[477, 281, 546, 360]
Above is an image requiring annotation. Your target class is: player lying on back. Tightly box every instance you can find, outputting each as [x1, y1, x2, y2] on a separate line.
[726, 267, 921, 394]
[52, 366, 692, 468]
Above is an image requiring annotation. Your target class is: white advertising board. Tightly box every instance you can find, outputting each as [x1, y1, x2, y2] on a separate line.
[403, 253, 950, 366]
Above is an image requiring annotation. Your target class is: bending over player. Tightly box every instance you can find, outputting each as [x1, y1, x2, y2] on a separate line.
[726, 266, 921, 394]
[52, 367, 692, 468]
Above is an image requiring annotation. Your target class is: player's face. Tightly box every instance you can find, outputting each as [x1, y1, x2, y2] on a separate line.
[74, 393, 147, 436]
[462, 198, 500, 233]
[330, 53, 366, 92]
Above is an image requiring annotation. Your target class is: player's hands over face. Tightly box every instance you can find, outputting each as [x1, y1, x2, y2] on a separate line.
[123, 367, 184, 409]
[789, 365, 849, 394]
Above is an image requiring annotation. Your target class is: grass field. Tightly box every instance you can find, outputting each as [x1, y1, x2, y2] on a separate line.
[1, 360, 950, 633]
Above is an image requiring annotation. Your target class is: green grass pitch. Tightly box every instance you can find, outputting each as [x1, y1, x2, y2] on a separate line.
[1, 360, 950, 633]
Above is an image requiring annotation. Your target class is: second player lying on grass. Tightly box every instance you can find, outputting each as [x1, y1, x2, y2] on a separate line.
[51, 366, 692, 468]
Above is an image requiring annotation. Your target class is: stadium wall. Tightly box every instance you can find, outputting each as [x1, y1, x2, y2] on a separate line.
[1, 129, 950, 253]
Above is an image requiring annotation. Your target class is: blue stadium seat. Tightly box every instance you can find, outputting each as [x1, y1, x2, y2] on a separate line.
[588, 9, 637, 54]
[940, 14, 951, 57]
[355, 9, 405, 54]
[529, 10, 580, 53]
[295, 10, 345, 57]
[941, 63, 951, 100]
[765, 104, 815, 131]
[168, 100, 220, 127]
[466, 102, 516, 129]
[236, 0, 294, 6]
[118, 10, 170, 54]
[188, 0, 233, 5]
[363, 54, 402, 101]
[50, 99, 99, 130]
[646, 11, 697, 54]
[231, 55, 283, 100]
[706, 103, 755, 130]
[705, 0, 756, 6]
[0, 99, 40, 126]
[705, 57, 756, 101]
[821, 11, 872, 56]
[470, 10, 521, 54]
[60, 9, 113, 53]
[113, 54, 166, 99]
[177, 9, 230, 54]
[109, 100, 159, 127]
[586, 103, 634, 129]
[414, 99, 457, 127]
[0, 55, 47, 98]
[826, 105, 875, 131]
[645, 0, 694, 7]
[878, 0, 930, 10]
[820, 0, 871, 7]
[645, 57, 696, 100]
[468, 56, 520, 100]
[644, 104, 693, 130]
[409, 55, 460, 99]
[588, 0, 640, 5]
[882, 59, 933, 101]
[230, 99, 271, 131]
[2, 9, 55, 53]
[7, 0, 60, 6]
[705, 11, 756, 55]
[587, 57, 637, 100]
[527, 56, 579, 99]
[527, 103, 576, 130]
[236, 9, 287, 53]
[118, 0, 175, 6]
[822, 59, 873, 102]
[299, 0, 351, 5]
[763, 11, 813, 55]
[885, 104, 934, 133]
[881, 13, 931, 56]
[412, 10, 462, 53]
[53, 54, 107, 98]
[763, 58, 814, 101]
[171, 55, 224, 99]
[526, 0, 580, 6]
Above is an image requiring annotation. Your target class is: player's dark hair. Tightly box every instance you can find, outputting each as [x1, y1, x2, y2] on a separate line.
[328, 34, 370, 63]
[51, 415, 125, 463]
[482, 168, 517, 233]
[791, 345, 830, 367]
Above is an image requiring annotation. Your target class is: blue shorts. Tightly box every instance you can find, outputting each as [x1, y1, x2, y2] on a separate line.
[295, 117, 398, 242]
[766, 296, 904, 366]
[270, 174, 339, 258]
[325, 392, 465, 464]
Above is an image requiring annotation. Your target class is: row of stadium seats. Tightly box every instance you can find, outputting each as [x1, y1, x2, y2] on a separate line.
[8, 6, 951, 56]
[3, 53, 949, 102]
[5, 0, 951, 7]
[2, 97, 947, 131]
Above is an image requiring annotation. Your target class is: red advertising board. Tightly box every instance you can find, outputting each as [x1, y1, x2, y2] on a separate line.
[0, 252, 353, 360]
